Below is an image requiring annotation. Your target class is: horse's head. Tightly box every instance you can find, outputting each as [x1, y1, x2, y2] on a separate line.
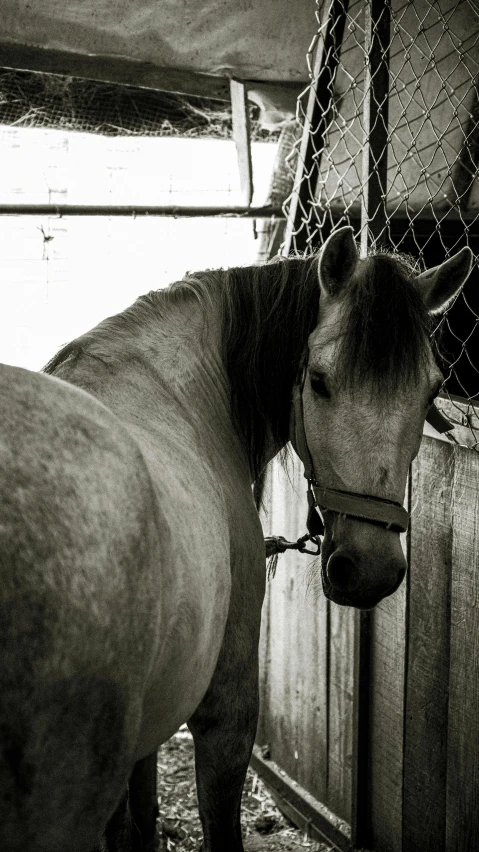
[294, 227, 473, 609]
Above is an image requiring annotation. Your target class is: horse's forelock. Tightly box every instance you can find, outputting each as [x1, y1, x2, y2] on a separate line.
[333, 252, 434, 399]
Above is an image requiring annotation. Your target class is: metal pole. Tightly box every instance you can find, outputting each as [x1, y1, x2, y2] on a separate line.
[0, 204, 285, 219]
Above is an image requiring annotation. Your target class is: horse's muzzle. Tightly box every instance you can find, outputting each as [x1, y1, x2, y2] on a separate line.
[322, 541, 407, 609]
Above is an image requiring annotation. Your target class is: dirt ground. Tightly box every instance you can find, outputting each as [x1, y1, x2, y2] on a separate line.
[157, 727, 334, 852]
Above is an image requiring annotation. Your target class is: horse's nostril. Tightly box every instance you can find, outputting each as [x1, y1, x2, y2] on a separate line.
[327, 550, 360, 592]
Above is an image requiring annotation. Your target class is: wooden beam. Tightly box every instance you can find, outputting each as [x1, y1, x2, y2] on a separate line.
[0, 41, 231, 101]
[230, 79, 253, 206]
[250, 747, 353, 851]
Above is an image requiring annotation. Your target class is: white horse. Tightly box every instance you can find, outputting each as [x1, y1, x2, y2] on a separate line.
[0, 227, 472, 850]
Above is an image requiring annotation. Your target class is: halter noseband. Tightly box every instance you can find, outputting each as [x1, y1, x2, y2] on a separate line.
[292, 366, 410, 538]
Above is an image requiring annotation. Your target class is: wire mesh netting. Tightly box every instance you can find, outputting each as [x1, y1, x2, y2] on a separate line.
[284, 0, 479, 448]
[0, 67, 278, 141]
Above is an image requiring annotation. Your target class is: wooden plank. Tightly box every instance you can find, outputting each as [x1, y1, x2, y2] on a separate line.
[351, 610, 372, 848]
[263, 561, 296, 778]
[230, 80, 253, 206]
[328, 602, 354, 825]
[402, 437, 455, 851]
[0, 41, 231, 100]
[283, 459, 328, 803]
[446, 446, 479, 851]
[295, 579, 329, 806]
[250, 747, 353, 852]
[257, 457, 329, 804]
[368, 564, 407, 852]
[264, 460, 299, 780]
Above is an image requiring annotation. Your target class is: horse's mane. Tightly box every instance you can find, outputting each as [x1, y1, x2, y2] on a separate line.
[44, 249, 433, 480]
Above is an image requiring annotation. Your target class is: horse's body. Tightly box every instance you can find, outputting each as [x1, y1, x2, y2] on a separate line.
[0, 293, 264, 851]
[0, 228, 473, 851]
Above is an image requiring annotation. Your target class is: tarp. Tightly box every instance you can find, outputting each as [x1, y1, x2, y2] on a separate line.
[3, 0, 317, 82]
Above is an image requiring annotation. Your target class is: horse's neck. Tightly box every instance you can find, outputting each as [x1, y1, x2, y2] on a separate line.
[151, 303, 233, 442]
[72, 297, 250, 480]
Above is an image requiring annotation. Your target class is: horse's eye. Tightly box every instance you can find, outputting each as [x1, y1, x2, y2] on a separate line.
[310, 372, 330, 399]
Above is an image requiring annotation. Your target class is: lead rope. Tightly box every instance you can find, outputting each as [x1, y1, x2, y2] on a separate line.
[265, 483, 324, 579]
[265, 532, 321, 579]
[264, 368, 326, 578]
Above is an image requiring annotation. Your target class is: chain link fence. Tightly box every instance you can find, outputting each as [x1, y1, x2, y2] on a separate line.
[283, 0, 479, 447]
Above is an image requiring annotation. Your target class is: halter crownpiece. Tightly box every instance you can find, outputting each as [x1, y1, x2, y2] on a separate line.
[292, 370, 410, 536]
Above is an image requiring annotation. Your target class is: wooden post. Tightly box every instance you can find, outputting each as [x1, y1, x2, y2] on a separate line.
[230, 79, 253, 206]
[283, 0, 350, 255]
[360, 0, 391, 256]
[402, 441, 454, 852]
[0, 41, 232, 101]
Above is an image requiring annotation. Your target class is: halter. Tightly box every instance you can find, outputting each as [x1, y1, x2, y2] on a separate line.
[291, 365, 410, 542]
[265, 363, 453, 568]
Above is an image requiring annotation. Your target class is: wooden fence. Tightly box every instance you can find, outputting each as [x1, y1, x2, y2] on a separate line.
[255, 415, 479, 852]
[253, 3, 479, 849]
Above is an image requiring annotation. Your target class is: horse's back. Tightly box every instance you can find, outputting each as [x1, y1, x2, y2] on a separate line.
[0, 364, 162, 851]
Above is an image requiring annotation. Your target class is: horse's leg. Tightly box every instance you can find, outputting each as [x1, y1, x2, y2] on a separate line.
[103, 791, 132, 851]
[188, 560, 264, 852]
[94, 754, 158, 852]
[128, 752, 159, 851]
[91, 790, 131, 852]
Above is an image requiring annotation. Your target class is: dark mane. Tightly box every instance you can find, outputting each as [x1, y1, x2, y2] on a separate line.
[220, 257, 321, 479]
[44, 247, 434, 483]
[334, 252, 433, 397]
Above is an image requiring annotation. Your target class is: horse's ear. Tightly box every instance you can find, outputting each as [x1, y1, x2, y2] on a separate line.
[318, 226, 359, 298]
[416, 246, 473, 314]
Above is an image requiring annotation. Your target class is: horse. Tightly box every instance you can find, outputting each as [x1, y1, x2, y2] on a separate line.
[0, 227, 472, 851]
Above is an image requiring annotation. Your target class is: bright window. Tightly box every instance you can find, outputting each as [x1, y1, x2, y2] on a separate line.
[0, 127, 277, 369]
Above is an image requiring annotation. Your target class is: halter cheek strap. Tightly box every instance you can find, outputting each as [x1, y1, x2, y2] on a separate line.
[292, 376, 410, 535]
